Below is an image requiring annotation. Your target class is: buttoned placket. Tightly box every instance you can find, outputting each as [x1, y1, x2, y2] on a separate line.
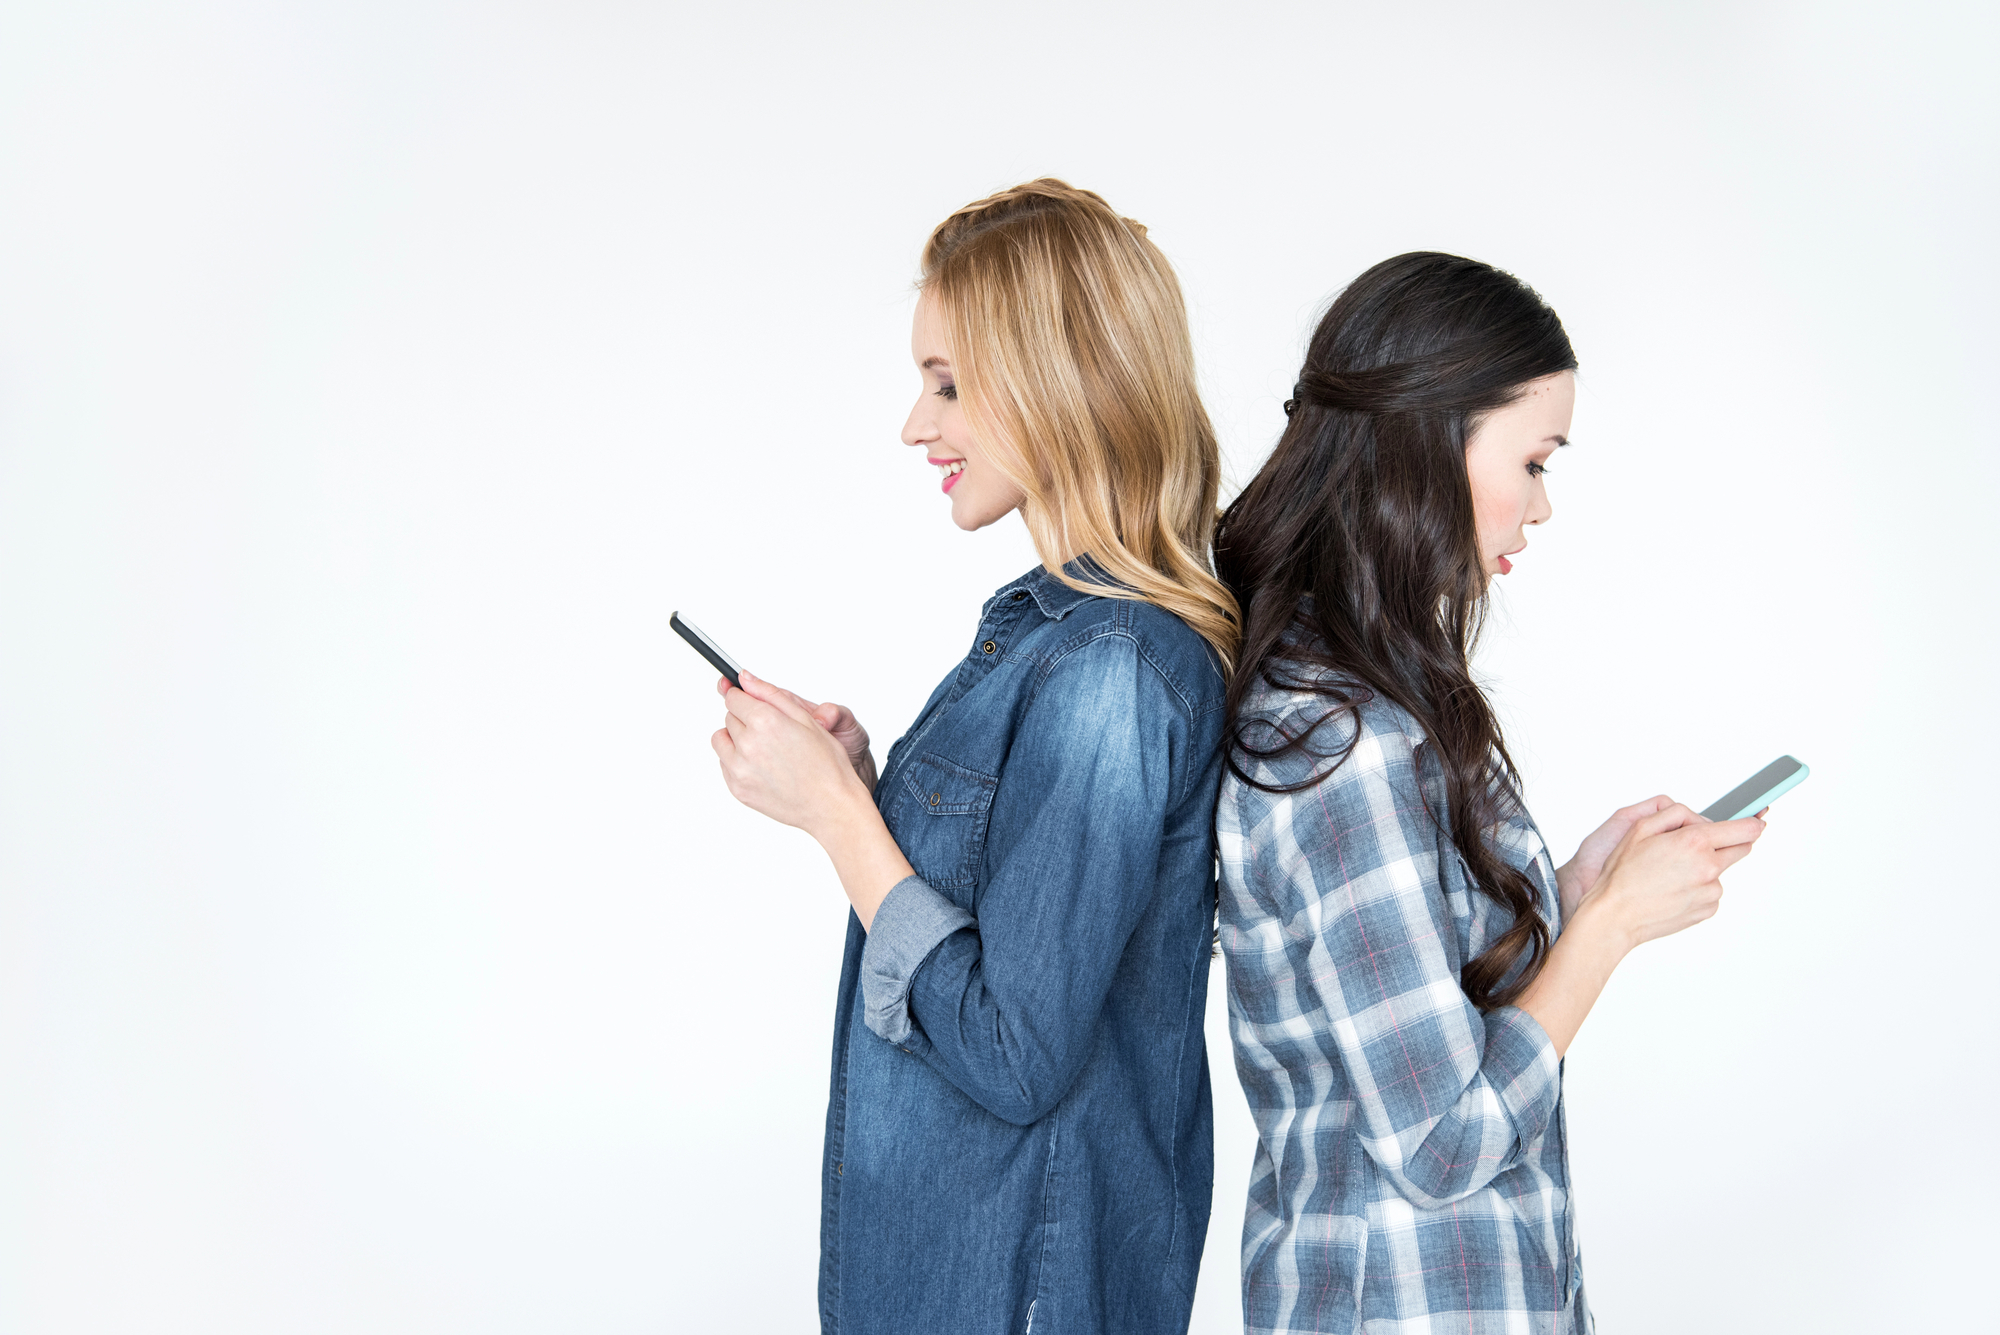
[945, 585, 1035, 700]
[979, 588, 1036, 666]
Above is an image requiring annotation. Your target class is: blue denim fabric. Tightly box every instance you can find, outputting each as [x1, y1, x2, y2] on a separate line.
[820, 562, 1227, 1335]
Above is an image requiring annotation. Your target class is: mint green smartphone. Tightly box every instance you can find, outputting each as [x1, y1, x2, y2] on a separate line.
[1699, 755, 1809, 821]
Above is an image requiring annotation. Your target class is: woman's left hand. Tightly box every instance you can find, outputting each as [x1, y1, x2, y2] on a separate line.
[712, 671, 871, 838]
[1557, 796, 1673, 919]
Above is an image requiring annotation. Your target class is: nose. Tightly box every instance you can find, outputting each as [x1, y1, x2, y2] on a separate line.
[1526, 477, 1553, 527]
[901, 394, 938, 449]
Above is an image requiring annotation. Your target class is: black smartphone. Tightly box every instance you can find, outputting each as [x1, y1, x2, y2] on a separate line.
[670, 612, 743, 689]
[1699, 755, 1809, 821]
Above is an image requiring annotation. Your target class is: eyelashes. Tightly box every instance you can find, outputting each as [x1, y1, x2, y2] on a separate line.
[1527, 461, 1549, 478]
[935, 383, 958, 401]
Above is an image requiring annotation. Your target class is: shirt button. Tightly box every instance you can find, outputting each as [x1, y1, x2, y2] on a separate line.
[835, 1162, 843, 1175]
[929, 793, 941, 805]
[982, 640, 997, 654]
[1011, 590, 1027, 601]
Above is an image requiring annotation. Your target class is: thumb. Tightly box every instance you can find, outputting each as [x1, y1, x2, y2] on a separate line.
[812, 702, 841, 731]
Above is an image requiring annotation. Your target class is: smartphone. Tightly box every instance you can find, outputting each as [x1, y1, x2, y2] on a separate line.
[1699, 755, 1809, 821]
[670, 612, 744, 689]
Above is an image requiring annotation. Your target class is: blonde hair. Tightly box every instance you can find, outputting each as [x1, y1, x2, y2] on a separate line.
[921, 179, 1241, 671]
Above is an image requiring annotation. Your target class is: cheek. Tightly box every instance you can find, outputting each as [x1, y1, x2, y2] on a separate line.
[1468, 479, 1503, 533]
[1469, 476, 1530, 548]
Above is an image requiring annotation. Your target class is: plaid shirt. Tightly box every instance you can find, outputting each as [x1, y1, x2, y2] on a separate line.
[1217, 671, 1591, 1334]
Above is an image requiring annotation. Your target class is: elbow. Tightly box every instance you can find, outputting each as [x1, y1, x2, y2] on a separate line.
[974, 1077, 1065, 1127]
[1370, 1135, 1515, 1209]
[1385, 1171, 1491, 1212]
[961, 1048, 1082, 1126]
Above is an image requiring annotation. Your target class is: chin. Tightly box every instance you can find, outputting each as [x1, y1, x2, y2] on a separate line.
[949, 494, 1006, 531]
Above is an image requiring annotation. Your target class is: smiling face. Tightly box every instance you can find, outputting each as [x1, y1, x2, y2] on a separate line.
[1463, 371, 1576, 581]
[901, 291, 1028, 532]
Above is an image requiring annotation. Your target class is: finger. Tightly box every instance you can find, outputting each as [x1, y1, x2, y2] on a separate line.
[715, 676, 731, 697]
[710, 727, 734, 759]
[1635, 802, 1700, 836]
[737, 671, 820, 726]
[812, 702, 842, 731]
[1709, 815, 1767, 848]
[1621, 795, 1674, 819]
[1714, 840, 1757, 871]
[724, 711, 750, 745]
[722, 684, 786, 726]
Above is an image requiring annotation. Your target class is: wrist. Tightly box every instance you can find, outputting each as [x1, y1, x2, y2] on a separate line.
[810, 776, 881, 850]
[810, 780, 914, 932]
[1565, 889, 1639, 962]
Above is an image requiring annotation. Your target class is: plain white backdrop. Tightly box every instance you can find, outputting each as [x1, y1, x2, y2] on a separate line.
[0, 2, 1994, 1331]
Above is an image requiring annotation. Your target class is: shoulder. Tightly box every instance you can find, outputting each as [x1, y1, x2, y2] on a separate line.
[1028, 593, 1226, 723]
[1231, 665, 1427, 800]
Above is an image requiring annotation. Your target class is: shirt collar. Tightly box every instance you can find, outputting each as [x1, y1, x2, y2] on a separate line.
[1001, 557, 1112, 622]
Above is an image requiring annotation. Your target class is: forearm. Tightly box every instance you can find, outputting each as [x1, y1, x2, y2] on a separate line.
[814, 787, 914, 931]
[1511, 899, 1632, 1057]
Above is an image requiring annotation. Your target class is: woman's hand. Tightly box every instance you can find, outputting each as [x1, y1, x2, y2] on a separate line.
[1575, 803, 1768, 950]
[1556, 795, 1673, 919]
[710, 671, 914, 930]
[1518, 801, 1768, 1056]
[712, 671, 873, 839]
[807, 700, 878, 794]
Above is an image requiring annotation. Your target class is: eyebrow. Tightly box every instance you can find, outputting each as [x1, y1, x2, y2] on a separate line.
[1548, 435, 1570, 447]
[922, 356, 952, 371]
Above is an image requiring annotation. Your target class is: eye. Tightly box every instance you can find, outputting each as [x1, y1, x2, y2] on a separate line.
[1527, 460, 1549, 478]
[934, 383, 958, 401]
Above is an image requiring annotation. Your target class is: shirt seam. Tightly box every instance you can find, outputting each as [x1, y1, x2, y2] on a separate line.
[1024, 622, 1202, 806]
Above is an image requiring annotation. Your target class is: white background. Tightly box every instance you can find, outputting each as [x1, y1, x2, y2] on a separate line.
[1, 2, 1993, 1331]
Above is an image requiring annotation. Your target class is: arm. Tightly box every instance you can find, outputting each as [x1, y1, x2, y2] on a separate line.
[860, 634, 1184, 1125]
[1274, 724, 1567, 1208]
[1517, 802, 1766, 1055]
[1285, 735, 1771, 1207]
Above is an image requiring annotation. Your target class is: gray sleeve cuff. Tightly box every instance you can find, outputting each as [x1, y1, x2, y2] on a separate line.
[861, 875, 974, 1046]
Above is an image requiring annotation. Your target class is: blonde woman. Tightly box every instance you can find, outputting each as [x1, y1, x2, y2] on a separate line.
[711, 180, 1237, 1335]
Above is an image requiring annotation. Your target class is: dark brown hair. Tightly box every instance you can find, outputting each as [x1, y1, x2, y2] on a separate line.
[1214, 252, 1577, 1011]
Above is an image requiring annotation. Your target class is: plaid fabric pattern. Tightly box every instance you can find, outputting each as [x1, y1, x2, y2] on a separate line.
[1217, 673, 1591, 1334]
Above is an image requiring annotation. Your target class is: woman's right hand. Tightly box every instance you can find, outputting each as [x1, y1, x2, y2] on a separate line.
[1578, 803, 1767, 950]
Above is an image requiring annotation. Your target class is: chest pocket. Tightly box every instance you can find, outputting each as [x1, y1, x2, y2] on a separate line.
[891, 752, 999, 892]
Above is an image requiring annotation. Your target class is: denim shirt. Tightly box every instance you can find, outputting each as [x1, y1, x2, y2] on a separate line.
[819, 562, 1227, 1335]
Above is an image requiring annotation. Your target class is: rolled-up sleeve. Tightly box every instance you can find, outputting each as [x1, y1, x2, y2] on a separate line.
[860, 875, 972, 1046]
[868, 632, 1186, 1126]
[1291, 722, 1561, 1208]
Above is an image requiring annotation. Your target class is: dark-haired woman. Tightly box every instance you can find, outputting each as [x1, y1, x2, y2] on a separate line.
[1213, 252, 1770, 1334]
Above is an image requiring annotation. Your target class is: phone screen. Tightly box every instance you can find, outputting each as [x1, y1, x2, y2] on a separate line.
[1699, 755, 1807, 822]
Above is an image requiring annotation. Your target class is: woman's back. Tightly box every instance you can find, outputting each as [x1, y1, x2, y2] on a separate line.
[1218, 661, 1582, 1332]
